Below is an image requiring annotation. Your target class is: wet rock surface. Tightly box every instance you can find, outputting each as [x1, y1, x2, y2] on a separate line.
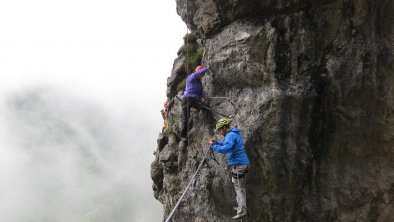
[152, 0, 394, 221]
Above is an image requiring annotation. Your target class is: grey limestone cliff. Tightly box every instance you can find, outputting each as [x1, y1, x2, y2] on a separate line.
[151, 0, 394, 221]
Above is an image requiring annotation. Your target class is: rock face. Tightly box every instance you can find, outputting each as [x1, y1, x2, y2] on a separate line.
[151, 0, 394, 221]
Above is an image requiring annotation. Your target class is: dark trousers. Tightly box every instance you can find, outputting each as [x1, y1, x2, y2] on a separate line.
[180, 97, 215, 138]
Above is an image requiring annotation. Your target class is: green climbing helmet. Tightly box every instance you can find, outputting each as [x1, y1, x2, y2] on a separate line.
[215, 118, 231, 131]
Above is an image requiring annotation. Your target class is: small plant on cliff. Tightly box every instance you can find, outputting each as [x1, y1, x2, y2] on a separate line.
[176, 78, 187, 92]
[166, 115, 175, 134]
[177, 33, 204, 74]
[177, 33, 198, 55]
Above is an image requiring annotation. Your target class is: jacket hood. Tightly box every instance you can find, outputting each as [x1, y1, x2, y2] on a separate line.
[227, 127, 240, 135]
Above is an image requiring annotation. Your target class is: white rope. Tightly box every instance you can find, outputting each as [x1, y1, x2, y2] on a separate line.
[164, 146, 210, 222]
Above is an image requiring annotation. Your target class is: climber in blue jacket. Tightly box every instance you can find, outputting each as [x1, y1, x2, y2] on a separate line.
[180, 65, 214, 140]
[209, 118, 250, 220]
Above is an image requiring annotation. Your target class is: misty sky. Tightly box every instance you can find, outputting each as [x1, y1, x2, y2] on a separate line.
[0, 1, 185, 221]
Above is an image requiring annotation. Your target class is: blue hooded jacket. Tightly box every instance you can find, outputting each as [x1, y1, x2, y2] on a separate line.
[183, 67, 208, 99]
[211, 128, 250, 166]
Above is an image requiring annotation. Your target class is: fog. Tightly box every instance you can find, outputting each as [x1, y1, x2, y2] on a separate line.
[0, 0, 186, 221]
[0, 87, 164, 221]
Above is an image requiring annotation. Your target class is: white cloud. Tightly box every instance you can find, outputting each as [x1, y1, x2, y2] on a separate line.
[0, 0, 185, 104]
[0, 0, 185, 221]
[0, 87, 166, 221]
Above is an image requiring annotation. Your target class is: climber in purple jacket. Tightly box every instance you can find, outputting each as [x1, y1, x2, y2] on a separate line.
[183, 65, 207, 99]
[180, 65, 214, 139]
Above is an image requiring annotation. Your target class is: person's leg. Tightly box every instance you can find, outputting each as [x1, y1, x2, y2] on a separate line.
[232, 165, 248, 216]
[233, 178, 247, 213]
[195, 101, 216, 132]
[205, 109, 216, 132]
[180, 98, 190, 138]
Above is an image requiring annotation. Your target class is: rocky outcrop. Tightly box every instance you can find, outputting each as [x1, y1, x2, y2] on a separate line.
[152, 0, 394, 221]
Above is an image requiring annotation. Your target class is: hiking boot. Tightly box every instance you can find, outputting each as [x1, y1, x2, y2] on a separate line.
[231, 211, 247, 220]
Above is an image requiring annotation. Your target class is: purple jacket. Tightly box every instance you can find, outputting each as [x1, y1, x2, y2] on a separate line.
[183, 67, 208, 99]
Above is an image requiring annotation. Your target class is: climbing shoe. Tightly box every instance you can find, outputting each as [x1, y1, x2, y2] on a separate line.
[231, 211, 247, 220]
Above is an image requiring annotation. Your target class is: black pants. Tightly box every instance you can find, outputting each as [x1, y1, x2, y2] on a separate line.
[180, 97, 215, 138]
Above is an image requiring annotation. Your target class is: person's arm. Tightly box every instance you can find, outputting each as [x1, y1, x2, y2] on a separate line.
[210, 133, 235, 154]
[189, 66, 208, 80]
